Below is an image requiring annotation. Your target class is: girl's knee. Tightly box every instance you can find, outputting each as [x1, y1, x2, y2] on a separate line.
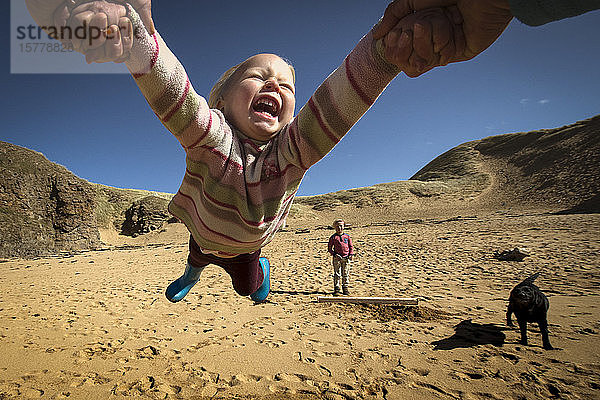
[231, 269, 262, 296]
[232, 282, 257, 297]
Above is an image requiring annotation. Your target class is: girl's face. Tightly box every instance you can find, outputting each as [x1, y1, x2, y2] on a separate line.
[220, 54, 295, 141]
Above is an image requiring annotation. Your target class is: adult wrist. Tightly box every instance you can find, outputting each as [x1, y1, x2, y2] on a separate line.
[56, 0, 86, 24]
[64, 0, 88, 12]
[25, 0, 66, 30]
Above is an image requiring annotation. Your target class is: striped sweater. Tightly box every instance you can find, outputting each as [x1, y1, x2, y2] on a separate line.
[125, 7, 399, 256]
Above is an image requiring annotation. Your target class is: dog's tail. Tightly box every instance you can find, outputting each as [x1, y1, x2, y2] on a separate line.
[521, 272, 540, 285]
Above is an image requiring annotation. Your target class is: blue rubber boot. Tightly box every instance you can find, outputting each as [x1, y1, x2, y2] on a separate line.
[250, 257, 270, 303]
[165, 263, 205, 303]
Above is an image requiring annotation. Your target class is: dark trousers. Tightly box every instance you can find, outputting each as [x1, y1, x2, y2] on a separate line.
[187, 236, 263, 296]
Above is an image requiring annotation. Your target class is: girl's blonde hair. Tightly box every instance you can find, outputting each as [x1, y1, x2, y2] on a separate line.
[208, 55, 296, 109]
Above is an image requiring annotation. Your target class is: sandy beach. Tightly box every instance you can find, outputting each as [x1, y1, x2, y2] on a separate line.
[1, 202, 599, 399]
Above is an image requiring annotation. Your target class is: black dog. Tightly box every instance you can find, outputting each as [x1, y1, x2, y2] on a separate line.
[506, 272, 553, 350]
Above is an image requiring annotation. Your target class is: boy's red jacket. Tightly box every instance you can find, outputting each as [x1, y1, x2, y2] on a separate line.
[328, 233, 354, 258]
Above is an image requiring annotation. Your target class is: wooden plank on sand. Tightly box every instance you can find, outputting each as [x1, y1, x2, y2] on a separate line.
[317, 296, 419, 305]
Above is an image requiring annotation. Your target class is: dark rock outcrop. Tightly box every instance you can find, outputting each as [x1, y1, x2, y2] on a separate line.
[0, 142, 176, 258]
[0, 141, 101, 258]
[121, 195, 172, 237]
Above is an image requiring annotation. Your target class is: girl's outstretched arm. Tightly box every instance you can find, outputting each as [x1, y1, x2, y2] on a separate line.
[122, 5, 226, 150]
[277, 28, 400, 171]
[279, 6, 463, 170]
[51, 3, 225, 150]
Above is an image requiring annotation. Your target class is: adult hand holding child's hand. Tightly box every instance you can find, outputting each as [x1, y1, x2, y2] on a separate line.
[104, 0, 155, 34]
[65, 1, 133, 63]
[25, 0, 154, 64]
[379, 6, 465, 77]
[373, 0, 513, 73]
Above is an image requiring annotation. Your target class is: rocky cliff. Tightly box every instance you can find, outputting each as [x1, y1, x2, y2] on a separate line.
[0, 141, 173, 258]
[0, 142, 100, 258]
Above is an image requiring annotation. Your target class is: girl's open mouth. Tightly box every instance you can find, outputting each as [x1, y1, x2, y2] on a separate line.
[253, 96, 280, 118]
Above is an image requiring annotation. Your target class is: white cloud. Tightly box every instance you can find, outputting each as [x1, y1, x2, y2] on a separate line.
[520, 98, 550, 106]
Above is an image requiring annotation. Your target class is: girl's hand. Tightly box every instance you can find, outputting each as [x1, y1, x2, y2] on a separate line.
[105, 0, 154, 35]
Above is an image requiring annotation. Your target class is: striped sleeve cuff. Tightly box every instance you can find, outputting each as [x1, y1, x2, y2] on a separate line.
[124, 4, 159, 76]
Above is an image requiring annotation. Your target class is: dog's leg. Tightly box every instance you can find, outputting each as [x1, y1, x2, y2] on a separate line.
[506, 305, 514, 326]
[518, 318, 528, 346]
[538, 318, 554, 350]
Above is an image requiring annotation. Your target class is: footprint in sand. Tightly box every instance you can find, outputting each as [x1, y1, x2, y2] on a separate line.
[322, 393, 344, 400]
[274, 373, 304, 383]
[69, 372, 111, 387]
[450, 370, 486, 381]
[228, 374, 263, 386]
[411, 381, 461, 398]
[499, 350, 521, 364]
[111, 376, 180, 397]
[318, 365, 332, 377]
[273, 372, 321, 394]
[314, 350, 344, 358]
[77, 341, 122, 359]
[21, 387, 44, 397]
[136, 345, 160, 359]
[411, 367, 430, 377]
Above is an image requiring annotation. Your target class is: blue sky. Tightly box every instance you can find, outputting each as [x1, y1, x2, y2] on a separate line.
[2, 1, 599, 196]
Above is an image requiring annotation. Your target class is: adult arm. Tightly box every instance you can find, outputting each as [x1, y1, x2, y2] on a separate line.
[25, 0, 154, 34]
[25, 0, 134, 62]
[25, 0, 130, 37]
[25, 0, 154, 62]
[24, 0, 63, 28]
[373, 0, 600, 66]
[509, 0, 600, 26]
[382, 7, 466, 77]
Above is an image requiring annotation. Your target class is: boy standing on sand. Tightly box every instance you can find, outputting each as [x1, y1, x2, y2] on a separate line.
[328, 219, 354, 296]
